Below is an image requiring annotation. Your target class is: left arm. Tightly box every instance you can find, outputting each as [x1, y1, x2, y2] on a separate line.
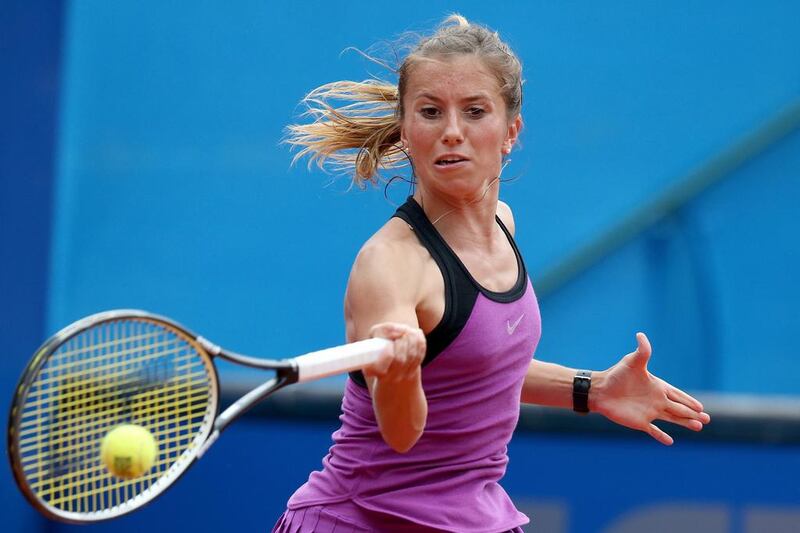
[498, 200, 710, 444]
[520, 359, 584, 409]
[522, 332, 711, 446]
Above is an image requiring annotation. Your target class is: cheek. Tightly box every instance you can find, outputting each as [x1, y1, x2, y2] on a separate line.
[405, 120, 438, 150]
[472, 123, 507, 154]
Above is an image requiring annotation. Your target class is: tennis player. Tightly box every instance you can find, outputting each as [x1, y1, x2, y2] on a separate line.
[274, 15, 710, 532]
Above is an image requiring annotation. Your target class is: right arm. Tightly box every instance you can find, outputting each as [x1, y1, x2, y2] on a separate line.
[344, 237, 428, 453]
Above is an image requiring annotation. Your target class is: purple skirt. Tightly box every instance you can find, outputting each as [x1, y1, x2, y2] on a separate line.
[272, 503, 525, 533]
[272, 506, 367, 533]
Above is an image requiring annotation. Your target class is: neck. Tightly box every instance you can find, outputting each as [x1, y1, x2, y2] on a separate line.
[414, 178, 500, 242]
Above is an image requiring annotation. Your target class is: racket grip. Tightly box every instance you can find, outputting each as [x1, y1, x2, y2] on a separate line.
[294, 338, 390, 383]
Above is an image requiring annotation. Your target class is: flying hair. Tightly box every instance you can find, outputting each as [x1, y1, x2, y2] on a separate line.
[285, 14, 523, 188]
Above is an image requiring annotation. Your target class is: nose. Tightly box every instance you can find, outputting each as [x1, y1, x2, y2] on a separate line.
[441, 109, 464, 145]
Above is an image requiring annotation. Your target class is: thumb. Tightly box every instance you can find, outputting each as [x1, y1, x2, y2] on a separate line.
[369, 323, 405, 341]
[633, 332, 652, 369]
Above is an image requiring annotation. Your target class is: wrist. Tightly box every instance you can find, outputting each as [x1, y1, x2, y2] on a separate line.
[572, 370, 591, 413]
[587, 369, 608, 413]
[572, 369, 608, 414]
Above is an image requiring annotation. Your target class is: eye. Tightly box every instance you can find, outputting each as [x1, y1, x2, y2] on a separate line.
[419, 106, 440, 119]
[466, 107, 486, 118]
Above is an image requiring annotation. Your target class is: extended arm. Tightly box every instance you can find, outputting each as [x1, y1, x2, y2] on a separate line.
[521, 333, 711, 445]
[345, 235, 428, 453]
[498, 203, 709, 444]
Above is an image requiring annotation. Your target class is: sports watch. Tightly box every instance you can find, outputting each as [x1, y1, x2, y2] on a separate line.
[573, 370, 592, 414]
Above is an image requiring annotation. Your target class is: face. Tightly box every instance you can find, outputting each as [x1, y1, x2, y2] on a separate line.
[400, 55, 521, 200]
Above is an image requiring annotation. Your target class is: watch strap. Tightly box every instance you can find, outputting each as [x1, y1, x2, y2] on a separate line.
[573, 370, 592, 414]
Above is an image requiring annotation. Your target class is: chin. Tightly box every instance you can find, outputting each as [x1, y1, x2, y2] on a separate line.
[428, 176, 495, 201]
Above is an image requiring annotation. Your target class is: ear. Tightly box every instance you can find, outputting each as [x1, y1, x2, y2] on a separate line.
[399, 126, 409, 150]
[503, 115, 523, 153]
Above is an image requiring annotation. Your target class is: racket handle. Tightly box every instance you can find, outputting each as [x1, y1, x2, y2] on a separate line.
[293, 338, 390, 383]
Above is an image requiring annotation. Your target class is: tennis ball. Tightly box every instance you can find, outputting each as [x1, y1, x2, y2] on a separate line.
[101, 424, 157, 479]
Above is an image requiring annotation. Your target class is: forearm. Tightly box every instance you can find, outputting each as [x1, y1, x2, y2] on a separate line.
[369, 370, 428, 453]
[521, 359, 607, 411]
[521, 335, 711, 445]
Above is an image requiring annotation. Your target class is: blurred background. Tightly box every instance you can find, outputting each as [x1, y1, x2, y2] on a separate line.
[2, 1, 798, 532]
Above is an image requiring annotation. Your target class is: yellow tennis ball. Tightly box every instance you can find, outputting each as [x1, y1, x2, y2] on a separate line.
[101, 424, 157, 479]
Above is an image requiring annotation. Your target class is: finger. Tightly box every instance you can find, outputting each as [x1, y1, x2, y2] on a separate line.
[658, 411, 705, 432]
[381, 337, 405, 380]
[646, 423, 674, 446]
[369, 323, 406, 341]
[666, 386, 705, 414]
[634, 332, 652, 369]
[392, 329, 423, 380]
[665, 401, 710, 425]
[407, 330, 426, 379]
[383, 334, 406, 375]
[665, 401, 706, 422]
[411, 328, 426, 365]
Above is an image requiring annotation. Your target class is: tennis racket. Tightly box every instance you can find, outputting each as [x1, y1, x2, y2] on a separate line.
[7, 309, 388, 524]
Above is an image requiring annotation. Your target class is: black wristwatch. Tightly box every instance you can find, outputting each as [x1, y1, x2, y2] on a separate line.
[573, 370, 592, 414]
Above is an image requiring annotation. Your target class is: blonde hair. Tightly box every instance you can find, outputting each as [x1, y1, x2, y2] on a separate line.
[285, 14, 523, 187]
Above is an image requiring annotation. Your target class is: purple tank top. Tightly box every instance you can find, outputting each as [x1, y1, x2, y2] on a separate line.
[287, 198, 541, 532]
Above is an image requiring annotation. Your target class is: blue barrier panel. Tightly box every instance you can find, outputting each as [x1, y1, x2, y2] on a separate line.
[43, 405, 800, 533]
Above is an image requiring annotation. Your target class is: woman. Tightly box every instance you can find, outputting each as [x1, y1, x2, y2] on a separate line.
[275, 15, 710, 532]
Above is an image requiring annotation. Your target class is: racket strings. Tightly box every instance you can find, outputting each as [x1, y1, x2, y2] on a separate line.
[23, 331, 190, 391]
[14, 318, 215, 516]
[19, 354, 207, 425]
[20, 385, 209, 476]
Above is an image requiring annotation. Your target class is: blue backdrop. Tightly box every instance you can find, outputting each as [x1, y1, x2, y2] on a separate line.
[3, 1, 798, 531]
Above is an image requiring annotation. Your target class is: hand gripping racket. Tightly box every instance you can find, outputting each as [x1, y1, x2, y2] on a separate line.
[7, 309, 387, 524]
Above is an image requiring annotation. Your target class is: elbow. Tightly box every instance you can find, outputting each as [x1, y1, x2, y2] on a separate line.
[384, 427, 424, 454]
[383, 431, 422, 453]
[372, 379, 428, 453]
[379, 412, 426, 454]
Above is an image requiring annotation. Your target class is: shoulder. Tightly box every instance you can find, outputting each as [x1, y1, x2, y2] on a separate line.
[346, 218, 428, 305]
[352, 218, 427, 279]
[344, 217, 429, 339]
[496, 200, 516, 236]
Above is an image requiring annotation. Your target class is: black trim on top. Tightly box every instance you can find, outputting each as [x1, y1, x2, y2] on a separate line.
[403, 197, 528, 302]
[350, 197, 528, 387]
[394, 199, 480, 368]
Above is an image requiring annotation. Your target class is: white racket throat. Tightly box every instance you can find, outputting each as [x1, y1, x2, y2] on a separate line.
[294, 338, 388, 383]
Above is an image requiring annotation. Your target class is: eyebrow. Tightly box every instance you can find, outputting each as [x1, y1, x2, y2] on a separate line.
[415, 92, 493, 104]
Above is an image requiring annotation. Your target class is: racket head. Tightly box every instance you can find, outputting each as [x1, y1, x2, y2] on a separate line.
[7, 310, 220, 523]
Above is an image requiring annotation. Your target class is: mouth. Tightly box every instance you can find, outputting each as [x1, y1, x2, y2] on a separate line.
[434, 155, 470, 168]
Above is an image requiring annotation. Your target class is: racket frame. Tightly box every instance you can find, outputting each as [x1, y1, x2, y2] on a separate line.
[8, 309, 386, 524]
[8, 310, 222, 523]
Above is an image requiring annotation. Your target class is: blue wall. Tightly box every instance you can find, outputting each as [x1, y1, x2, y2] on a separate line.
[44, 0, 800, 393]
[3, 1, 799, 531]
[1, 1, 64, 531]
[40, 420, 800, 533]
[540, 126, 800, 393]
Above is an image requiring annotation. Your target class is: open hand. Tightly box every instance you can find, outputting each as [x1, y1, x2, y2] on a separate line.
[593, 332, 711, 445]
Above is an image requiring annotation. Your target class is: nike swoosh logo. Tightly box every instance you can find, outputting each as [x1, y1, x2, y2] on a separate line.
[506, 313, 525, 335]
